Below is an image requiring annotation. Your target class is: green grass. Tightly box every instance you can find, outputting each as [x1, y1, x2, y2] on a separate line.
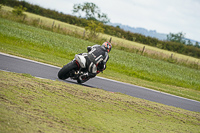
[0, 17, 200, 101]
[0, 71, 200, 133]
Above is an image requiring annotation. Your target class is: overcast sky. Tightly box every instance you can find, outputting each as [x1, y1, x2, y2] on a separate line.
[24, 0, 200, 42]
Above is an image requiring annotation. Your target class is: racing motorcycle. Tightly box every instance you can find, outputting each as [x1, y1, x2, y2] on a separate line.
[57, 38, 111, 84]
[57, 53, 89, 84]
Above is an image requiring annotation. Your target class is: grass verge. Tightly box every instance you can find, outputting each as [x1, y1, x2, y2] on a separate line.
[0, 71, 200, 133]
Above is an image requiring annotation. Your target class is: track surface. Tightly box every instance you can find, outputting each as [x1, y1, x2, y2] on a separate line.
[0, 53, 200, 112]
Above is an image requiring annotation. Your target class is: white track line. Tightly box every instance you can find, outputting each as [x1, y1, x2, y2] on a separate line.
[0, 52, 60, 69]
[96, 76, 200, 103]
[1, 52, 200, 103]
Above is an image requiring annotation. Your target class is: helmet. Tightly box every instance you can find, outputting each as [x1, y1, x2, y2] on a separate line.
[102, 42, 112, 53]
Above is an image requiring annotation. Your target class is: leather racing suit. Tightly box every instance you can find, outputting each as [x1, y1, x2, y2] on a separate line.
[78, 44, 109, 83]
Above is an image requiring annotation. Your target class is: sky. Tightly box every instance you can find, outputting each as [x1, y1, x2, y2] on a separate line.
[23, 0, 200, 42]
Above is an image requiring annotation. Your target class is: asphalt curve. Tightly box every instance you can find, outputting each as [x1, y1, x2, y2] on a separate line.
[0, 52, 200, 112]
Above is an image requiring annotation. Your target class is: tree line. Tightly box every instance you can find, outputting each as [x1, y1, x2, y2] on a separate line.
[1, 0, 200, 58]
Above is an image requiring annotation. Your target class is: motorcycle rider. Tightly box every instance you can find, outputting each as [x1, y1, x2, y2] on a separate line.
[77, 41, 112, 83]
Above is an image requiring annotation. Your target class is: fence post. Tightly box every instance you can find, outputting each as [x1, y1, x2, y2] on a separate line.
[52, 21, 55, 29]
[58, 24, 60, 31]
[142, 46, 145, 55]
[23, 15, 26, 22]
[38, 18, 40, 25]
[171, 53, 173, 59]
[83, 30, 85, 38]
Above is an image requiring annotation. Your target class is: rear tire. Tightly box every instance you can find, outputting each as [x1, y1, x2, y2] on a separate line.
[58, 61, 78, 80]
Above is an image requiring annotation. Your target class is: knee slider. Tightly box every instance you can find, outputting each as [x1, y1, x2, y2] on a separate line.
[88, 63, 97, 74]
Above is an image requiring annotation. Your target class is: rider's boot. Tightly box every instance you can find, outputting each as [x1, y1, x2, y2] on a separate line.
[77, 74, 90, 84]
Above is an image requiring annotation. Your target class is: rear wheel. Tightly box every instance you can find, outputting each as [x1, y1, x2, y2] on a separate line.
[58, 61, 78, 80]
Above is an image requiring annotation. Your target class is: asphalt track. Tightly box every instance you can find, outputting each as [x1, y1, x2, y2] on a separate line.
[0, 52, 200, 112]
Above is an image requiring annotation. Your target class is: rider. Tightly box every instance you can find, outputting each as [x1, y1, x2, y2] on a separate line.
[78, 41, 112, 83]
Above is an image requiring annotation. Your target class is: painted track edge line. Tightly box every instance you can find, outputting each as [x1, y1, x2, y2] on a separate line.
[0, 52, 60, 69]
[96, 76, 200, 103]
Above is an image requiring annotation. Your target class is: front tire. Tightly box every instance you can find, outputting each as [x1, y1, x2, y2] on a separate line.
[58, 61, 78, 80]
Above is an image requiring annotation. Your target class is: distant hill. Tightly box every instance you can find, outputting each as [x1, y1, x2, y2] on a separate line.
[108, 22, 198, 44]
[108, 22, 167, 40]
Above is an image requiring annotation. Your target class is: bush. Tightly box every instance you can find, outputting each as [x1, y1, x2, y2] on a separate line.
[12, 5, 27, 16]
[85, 21, 105, 38]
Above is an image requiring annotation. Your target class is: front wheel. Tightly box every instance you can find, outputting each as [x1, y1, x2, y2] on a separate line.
[58, 61, 78, 80]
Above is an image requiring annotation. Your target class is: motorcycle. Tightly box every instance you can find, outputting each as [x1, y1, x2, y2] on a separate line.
[58, 38, 112, 84]
[57, 53, 89, 84]
[57, 38, 111, 84]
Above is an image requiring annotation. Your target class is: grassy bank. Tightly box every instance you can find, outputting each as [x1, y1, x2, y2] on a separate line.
[0, 17, 200, 101]
[0, 71, 200, 132]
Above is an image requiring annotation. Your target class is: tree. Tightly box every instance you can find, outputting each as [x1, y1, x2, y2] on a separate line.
[187, 40, 193, 46]
[12, 5, 27, 16]
[116, 25, 120, 28]
[0, 0, 7, 5]
[195, 41, 200, 48]
[167, 32, 186, 44]
[85, 20, 105, 38]
[73, 2, 110, 23]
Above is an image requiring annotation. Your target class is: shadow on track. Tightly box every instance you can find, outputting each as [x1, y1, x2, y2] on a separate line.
[57, 78, 96, 88]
